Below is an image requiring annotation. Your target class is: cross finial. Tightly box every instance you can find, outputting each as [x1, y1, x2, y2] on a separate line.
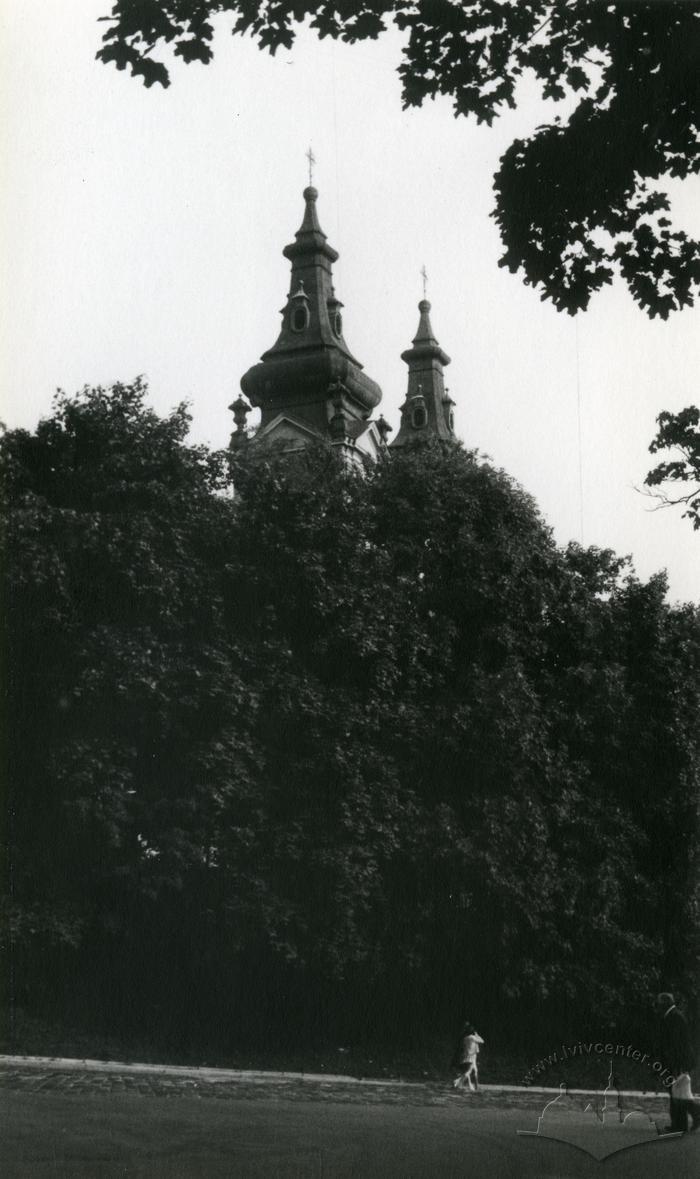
[306, 146, 316, 186]
[420, 264, 428, 298]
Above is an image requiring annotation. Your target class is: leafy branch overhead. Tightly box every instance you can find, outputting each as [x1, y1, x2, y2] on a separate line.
[96, 1, 700, 318]
[645, 406, 700, 530]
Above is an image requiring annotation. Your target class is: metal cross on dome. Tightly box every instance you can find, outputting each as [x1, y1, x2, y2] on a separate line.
[421, 264, 428, 298]
[306, 146, 316, 186]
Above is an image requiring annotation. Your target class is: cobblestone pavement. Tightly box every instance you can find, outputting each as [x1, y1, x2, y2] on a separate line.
[0, 1057, 668, 1115]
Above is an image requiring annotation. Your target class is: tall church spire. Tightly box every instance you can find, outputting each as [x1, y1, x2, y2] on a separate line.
[391, 297, 456, 448]
[238, 184, 383, 458]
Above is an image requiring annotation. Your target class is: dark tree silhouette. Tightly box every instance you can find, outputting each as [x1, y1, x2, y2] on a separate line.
[4, 383, 699, 1049]
[96, 1, 700, 318]
[645, 406, 700, 530]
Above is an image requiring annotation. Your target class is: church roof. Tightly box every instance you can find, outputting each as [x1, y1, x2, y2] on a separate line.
[239, 186, 382, 430]
[232, 183, 461, 459]
[391, 298, 457, 448]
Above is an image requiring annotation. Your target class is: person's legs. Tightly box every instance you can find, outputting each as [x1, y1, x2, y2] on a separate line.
[685, 1099, 700, 1131]
[669, 1095, 689, 1132]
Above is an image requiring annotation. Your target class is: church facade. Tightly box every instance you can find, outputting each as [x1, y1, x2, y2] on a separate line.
[231, 185, 457, 461]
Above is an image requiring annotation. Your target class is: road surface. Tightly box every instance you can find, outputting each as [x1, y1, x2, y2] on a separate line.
[2, 1086, 698, 1178]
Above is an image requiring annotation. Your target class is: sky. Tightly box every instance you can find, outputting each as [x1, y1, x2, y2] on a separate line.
[1, 2, 698, 602]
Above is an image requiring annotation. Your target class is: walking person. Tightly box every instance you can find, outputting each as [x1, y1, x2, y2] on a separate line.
[452, 1021, 485, 1092]
[655, 992, 700, 1133]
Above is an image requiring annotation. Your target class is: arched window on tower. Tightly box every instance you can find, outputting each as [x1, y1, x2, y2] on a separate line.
[327, 290, 344, 338]
[289, 281, 310, 333]
[411, 402, 427, 429]
[292, 305, 309, 332]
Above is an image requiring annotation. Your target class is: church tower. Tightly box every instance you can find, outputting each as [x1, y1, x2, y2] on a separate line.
[235, 184, 387, 461]
[391, 297, 456, 448]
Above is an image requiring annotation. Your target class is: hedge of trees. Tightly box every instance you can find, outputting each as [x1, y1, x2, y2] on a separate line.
[2, 380, 698, 1056]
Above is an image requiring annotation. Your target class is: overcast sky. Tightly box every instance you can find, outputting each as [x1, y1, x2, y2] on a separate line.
[2, 2, 698, 601]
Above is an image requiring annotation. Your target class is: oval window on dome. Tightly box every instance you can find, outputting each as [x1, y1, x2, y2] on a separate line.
[448, 409, 455, 431]
[411, 403, 427, 429]
[291, 305, 309, 333]
[333, 311, 343, 336]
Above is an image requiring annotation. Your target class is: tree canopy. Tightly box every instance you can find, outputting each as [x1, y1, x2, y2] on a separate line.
[96, 1, 700, 319]
[3, 381, 699, 1051]
[645, 405, 700, 530]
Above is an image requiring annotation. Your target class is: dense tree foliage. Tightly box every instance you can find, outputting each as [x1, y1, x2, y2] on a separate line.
[1, 382, 238, 1023]
[3, 382, 699, 1053]
[645, 405, 700, 530]
[96, 1, 700, 319]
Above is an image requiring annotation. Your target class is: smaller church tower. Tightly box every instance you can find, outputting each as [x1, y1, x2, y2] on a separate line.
[234, 181, 386, 462]
[391, 297, 456, 448]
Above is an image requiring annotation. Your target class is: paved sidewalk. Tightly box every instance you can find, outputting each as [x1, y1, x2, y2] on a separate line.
[0, 1055, 668, 1114]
